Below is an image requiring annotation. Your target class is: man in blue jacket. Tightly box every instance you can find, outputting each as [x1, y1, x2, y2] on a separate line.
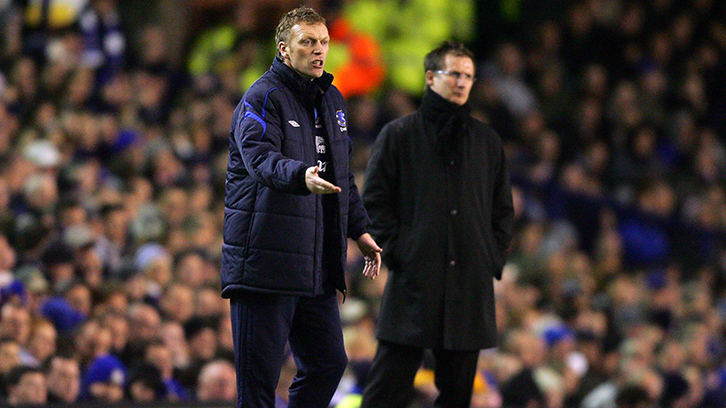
[221, 6, 382, 408]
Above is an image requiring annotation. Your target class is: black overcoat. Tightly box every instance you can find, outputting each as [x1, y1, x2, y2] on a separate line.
[363, 90, 514, 350]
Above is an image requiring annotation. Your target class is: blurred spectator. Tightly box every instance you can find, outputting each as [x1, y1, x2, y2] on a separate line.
[79, 0, 125, 86]
[144, 339, 188, 401]
[26, 318, 56, 366]
[5, 365, 47, 406]
[0, 337, 21, 397]
[126, 362, 165, 403]
[177, 315, 218, 390]
[483, 42, 538, 119]
[45, 354, 81, 404]
[195, 359, 236, 402]
[79, 353, 126, 403]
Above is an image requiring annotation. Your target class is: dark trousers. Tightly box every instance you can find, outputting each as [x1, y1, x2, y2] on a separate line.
[361, 341, 479, 408]
[230, 291, 347, 408]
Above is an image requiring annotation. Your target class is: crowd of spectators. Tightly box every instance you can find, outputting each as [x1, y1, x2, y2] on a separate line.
[0, 0, 725, 407]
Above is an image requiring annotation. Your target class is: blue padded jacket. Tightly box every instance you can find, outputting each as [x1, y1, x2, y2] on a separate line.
[221, 58, 370, 298]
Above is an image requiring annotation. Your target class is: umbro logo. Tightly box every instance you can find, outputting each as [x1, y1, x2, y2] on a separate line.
[288, 120, 300, 127]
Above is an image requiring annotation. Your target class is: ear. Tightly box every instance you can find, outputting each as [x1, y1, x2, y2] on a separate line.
[278, 42, 288, 60]
[425, 70, 435, 87]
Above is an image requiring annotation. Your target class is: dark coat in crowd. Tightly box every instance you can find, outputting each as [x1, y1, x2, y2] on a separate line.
[221, 58, 371, 298]
[363, 89, 514, 350]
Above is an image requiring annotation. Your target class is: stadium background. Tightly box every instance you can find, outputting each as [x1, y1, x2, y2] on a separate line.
[0, 0, 726, 406]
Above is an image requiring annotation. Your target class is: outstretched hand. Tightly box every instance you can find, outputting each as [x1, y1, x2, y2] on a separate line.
[356, 233, 382, 280]
[305, 166, 341, 194]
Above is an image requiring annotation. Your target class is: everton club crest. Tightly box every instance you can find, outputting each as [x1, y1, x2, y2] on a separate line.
[336, 110, 347, 132]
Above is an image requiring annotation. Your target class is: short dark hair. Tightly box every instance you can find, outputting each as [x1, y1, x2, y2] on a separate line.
[7, 366, 43, 387]
[424, 41, 475, 73]
[275, 6, 326, 59]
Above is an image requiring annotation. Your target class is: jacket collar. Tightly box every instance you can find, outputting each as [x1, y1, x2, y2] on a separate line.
[270, 57, 334, 102]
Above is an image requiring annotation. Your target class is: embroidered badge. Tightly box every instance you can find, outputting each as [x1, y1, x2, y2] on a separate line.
[336, 110, 347, 132]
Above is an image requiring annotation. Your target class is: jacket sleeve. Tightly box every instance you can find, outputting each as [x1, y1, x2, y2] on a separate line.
[347, 138, 371, 240]
[491, 141, 514, 279]
[235, 89, 311, 195]
[362, 123, 400, 269]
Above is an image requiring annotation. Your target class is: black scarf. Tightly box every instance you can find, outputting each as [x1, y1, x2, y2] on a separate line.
[419, 87, 471, 160]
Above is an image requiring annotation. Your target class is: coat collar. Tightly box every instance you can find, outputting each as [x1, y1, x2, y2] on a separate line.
[419, 87, 471, 120]
[419, 88, 472, 160]
[270, 57, 334, 102]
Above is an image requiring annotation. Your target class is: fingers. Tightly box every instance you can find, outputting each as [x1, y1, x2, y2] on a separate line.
[362, 254, 381, 280]
[313, 179, 342, 194]
[305, 166, 341, 194]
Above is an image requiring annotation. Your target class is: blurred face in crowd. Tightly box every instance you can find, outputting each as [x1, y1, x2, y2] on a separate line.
[160, 322, 189, 367]
[129, 378, 157, 403]
[47, 357, 81, 404]
[0, 304, 31, 346]
[190, 327, 218, 361]
[128, 304, 161, 343]
[279, 22, 329, 79]
[9, 370, 47, 406]
[90, 381, 124, 403]
[160, 284, 194, 323]
[0, 340, 20, 374]
[146, 343, 173, 379]
[76, 320, 112, 360]
[28, 321, 57, 363]
[426, 53, 476, 106]
[197, 360, 236, 402]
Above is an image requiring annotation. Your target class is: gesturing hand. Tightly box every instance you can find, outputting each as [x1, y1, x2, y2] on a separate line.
[356, 233, 382, 280]
[305, 166, 341, 194]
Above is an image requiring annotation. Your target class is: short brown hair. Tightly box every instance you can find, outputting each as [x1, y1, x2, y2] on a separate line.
[424, 41, 475, 73]
[275, 6, 326, 59]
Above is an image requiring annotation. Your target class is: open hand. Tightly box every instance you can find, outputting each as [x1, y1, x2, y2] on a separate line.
[356, 233, 382, 279]
[305, 166, 341, 194]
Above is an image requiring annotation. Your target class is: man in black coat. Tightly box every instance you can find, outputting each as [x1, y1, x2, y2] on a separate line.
[361, 41, 514, 408]
[222, 6, 382, 408]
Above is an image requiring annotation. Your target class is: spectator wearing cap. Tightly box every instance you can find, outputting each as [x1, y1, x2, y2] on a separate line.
[0, 281, 26, 309]
[5, 365, 46, 406]
[79, 353, 127, 402]
[39, 292, 86, 334]
[46, 354, 81, 404]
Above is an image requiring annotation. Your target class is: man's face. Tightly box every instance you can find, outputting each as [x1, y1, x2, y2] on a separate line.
[11, 372, 47, 405]
[426, 54, 476, 106]
[47, 358, 80, 403]
[280, 22, 329, 79]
